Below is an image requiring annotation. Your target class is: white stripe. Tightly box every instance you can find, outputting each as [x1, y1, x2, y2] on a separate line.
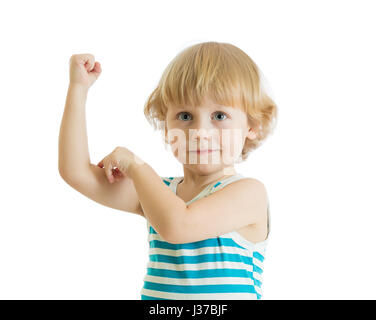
[253, 257, 264, 269]
[224, 231, 269, 251]
[146, 261, 257, 272]
[149, 245, 251, 257]
[148, 232, 267, 257]
[140, 288, 258, 300]
[254, 284, 263, 296]
[253, 271, 263, 283]
[143, 274, 256, 286]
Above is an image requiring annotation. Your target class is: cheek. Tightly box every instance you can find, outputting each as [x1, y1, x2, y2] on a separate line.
[168, 130, 188, 158]
[221, 128, 243, 146]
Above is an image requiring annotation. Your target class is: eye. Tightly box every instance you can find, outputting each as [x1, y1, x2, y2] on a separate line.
[177, 112, 192, 121]
[213, 111, 228, 121]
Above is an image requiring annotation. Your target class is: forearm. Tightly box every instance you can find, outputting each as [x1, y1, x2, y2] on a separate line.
[58, 84, 91, 180]
[128, 162, 187, 240]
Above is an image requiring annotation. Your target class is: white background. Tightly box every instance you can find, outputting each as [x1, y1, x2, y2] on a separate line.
[0, 0, 375, 299]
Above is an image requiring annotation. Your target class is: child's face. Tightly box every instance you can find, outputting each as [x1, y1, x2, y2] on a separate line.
[164, 95, 257, 170]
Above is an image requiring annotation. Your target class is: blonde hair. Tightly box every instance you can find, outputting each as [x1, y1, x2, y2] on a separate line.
[143, 41, 278, 161]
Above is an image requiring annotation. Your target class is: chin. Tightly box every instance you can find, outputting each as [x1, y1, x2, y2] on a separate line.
[185, 162, 227, 174]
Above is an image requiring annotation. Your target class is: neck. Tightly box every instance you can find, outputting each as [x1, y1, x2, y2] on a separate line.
[179, 166, 237, 189]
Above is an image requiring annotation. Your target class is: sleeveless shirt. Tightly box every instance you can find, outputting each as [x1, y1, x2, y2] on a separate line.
[140, 173, 271, 300]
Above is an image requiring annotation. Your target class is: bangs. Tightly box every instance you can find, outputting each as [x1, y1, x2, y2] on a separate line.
[159, 42, 261, 114]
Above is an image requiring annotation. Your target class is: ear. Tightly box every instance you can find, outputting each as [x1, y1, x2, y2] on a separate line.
[246, 127, 258, 141]
[164, 125, 170, 144]
[246, 116, 258, 141]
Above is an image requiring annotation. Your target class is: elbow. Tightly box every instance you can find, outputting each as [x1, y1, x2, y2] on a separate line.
[163, 229, 182, 244]
[58, 165, 77, 187]
[163, 233, 181, 245]
[157, 223, 180, 244]
[156, 213, 187, 245]
[58, 165, 67, 181]
[161, 213, 187, 245]
[58, 161, 89, 186]
[151, 201, 188, 244]
[59, 170, 72, 186]
[58, 165, 66, 180]
[58, 164, 70, 182]
[58, 159, 69, 180]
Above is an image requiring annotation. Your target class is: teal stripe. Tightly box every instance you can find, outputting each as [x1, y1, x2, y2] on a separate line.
[143, 281, 258, 294]
[253, 251, 264, 262]
[148, 267, 251, 278]
[149, 252, 253, 266]
[162, 179, 171, 186]
[253, 264, 263, 274]
[147, 267, 260, 282]
[149, 238, 246, 250]
[141, 294, 170, 300]
[254, 278, 262, 287]
[213, 182, 221, 188]
[142, 292, 261, 299]
[147, 268, 262, 286]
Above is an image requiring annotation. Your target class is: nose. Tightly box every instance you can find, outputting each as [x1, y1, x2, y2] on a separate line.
[188, 115, 214, 140]
[188, 126, 221, 152]
[190, 127, 211, 141]
[187, 129, 210, 152]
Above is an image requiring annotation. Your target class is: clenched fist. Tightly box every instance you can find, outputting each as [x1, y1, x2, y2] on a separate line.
[69, 53, 102, 90]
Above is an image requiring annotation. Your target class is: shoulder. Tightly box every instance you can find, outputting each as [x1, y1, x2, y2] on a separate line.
[240, 177, 267, 193]
[213, 176, 268, 203]
[236, 177, 269, 224]
[229, 177, 268, 207]
[224, 176, 267, 193]
[243, 177, 268, 200]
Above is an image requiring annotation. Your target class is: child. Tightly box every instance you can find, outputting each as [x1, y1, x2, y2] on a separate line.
[58, 41, 278, 300]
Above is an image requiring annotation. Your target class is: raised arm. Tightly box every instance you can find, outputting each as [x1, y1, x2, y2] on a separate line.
[58, 54, 144, 216]
[58, 82, 91, 178]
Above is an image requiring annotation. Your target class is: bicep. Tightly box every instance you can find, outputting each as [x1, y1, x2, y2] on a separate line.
[62, 164, 144, 217]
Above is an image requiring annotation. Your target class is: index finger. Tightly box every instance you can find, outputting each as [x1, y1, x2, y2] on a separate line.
[105, 163, 115, 183]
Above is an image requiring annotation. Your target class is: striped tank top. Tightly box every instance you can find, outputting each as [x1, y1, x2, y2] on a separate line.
[140, 173, 271, 300]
